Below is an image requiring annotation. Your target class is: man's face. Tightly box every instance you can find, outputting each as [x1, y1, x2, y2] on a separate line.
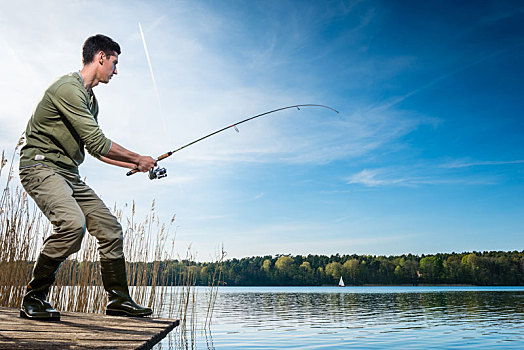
[99, 51, 118, 84]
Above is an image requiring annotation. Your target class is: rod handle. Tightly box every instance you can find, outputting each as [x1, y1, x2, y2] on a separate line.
[126, 168, 139, 176]
[157, 151, 172, 161]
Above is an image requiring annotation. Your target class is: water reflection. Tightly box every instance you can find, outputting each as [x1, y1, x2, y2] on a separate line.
[155, 287, 524, 349]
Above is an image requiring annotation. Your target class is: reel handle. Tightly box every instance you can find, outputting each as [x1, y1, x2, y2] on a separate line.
[126, 164, 167, 180]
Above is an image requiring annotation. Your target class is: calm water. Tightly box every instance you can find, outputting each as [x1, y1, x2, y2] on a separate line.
[154, 286, 524, 349]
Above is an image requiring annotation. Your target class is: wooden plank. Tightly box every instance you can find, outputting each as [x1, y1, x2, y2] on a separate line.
[0, 307, 179, 349]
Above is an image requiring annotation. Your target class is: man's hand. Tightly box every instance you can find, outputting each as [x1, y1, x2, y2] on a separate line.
[137, 156, 156, 172]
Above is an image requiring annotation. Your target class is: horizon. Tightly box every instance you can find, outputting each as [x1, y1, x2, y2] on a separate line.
[142, 249, 524, 263]
[1, 1, 523, 261]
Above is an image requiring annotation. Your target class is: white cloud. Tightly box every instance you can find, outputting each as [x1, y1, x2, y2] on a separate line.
[347, 169, 401, 187]
[440, 159, 524, 169]
[347, 165, 500, 188]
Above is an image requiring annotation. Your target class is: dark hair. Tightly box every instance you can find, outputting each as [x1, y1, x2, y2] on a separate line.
[82, 34, 121, 65]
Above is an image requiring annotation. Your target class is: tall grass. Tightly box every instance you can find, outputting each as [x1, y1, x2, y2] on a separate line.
[205, 245, 226, 328]
[0, 138, 43, 308]
[0, 141, 223, 328]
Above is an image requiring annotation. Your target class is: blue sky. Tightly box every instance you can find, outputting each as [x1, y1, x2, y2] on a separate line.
[1, 1, 523, 260]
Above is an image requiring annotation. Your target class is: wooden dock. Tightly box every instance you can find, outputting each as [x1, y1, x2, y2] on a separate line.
[0, 307, 179, 349]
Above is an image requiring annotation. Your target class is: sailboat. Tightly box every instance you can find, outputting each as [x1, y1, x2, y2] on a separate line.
[338, 276, 345, 287]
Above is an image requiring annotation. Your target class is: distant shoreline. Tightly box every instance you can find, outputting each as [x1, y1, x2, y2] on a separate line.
[222, 284, 523, 288]
[361, 284, 475, 287]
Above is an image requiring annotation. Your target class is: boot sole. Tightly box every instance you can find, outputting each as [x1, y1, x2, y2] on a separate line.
[20, 309, 60, 321]
[106, 309, 153, 317]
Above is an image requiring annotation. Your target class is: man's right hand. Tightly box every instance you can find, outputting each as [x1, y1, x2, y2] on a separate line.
[137, 156, 156, 173]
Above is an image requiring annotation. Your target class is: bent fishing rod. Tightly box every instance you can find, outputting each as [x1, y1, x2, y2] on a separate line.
[126, 104, 339, 179]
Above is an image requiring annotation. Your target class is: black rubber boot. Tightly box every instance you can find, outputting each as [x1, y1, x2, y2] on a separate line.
[100, 257, 153, 317]
[20, 254, 63, 321]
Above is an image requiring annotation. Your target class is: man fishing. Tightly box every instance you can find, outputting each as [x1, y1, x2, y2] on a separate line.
[19, 34, 156, 320]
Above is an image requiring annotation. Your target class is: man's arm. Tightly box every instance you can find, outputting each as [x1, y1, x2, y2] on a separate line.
[103, 141, 156, 172]
[52, 82, 155, 172]
[98, 156, 136, 169]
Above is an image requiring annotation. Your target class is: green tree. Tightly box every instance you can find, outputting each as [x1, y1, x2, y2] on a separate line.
[299, 261, 311, 271]
[275, 256, 294, 272]
[462, 253, 479, 283]
[275, 256, 294, 284]
[342, 259, 359, 284]
[325, 261, 342, 282]
[261, 259, 272, 273]
[444, 255, 463, 283]
[420, 256, 443, 282]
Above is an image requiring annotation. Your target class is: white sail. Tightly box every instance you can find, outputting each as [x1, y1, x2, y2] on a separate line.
[338, 276, 345, 287]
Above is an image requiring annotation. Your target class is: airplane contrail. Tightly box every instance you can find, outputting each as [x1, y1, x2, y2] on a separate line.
[138, 22, 168, 132]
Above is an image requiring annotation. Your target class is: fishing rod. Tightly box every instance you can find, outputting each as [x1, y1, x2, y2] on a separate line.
[126, 104, 339, 179]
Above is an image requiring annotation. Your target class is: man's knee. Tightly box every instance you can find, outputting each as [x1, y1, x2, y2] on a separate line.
[42, 216, 87, 259]
[65, 214, 87, 232]
[58, 213, 86, 240]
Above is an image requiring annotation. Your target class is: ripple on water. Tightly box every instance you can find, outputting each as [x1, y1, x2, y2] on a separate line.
[154, 287, 524, 349]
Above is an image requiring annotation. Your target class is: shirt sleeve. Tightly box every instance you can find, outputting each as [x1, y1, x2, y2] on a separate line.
[52, 83, 112, 157]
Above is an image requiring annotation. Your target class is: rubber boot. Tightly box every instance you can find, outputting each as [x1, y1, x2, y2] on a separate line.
[20, 254, 62, 321]
[100, 257, 153, 317]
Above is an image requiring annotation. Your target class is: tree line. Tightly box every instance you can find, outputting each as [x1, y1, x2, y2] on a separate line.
[144, 250, 524, 286]
[15, 250, 524, 287]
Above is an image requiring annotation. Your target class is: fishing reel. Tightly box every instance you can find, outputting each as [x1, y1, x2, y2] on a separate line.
[149, 166, 167, 180]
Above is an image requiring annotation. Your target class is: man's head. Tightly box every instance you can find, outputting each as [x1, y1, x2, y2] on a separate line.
[82, 34, 120, 65]
[82, 34, 121, 84]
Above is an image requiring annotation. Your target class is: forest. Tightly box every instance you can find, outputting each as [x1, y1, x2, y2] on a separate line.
[140, 250, 524, 286]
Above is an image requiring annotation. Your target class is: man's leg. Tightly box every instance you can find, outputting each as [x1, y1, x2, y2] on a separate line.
[99, 257, 153, 317]
[19, 165, 88, 320]
[21, 254, 63, 320]
[71, 177, 152, 317]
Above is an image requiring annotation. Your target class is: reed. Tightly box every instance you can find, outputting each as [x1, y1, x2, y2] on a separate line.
[161, 248, 225, 350]
[204, 245, 226, 328]
[0, 138, 45, 308]
[0, 142, 213, 323]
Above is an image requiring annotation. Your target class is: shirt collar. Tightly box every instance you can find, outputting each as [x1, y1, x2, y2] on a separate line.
[74, 71, 90, 94]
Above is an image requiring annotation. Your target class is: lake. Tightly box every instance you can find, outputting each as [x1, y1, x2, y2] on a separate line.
[153, 286, 524, 349]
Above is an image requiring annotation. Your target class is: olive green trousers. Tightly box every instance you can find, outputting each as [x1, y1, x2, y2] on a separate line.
[19, 164, 123, 260]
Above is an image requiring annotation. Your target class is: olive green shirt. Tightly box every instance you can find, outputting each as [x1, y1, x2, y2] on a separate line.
[20, 72, 112, 174]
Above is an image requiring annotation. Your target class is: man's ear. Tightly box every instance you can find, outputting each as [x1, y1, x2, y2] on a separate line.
[98, 51, 105, 65]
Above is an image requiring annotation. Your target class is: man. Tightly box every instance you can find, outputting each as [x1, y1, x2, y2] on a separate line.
[19, 34, 156, 320]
